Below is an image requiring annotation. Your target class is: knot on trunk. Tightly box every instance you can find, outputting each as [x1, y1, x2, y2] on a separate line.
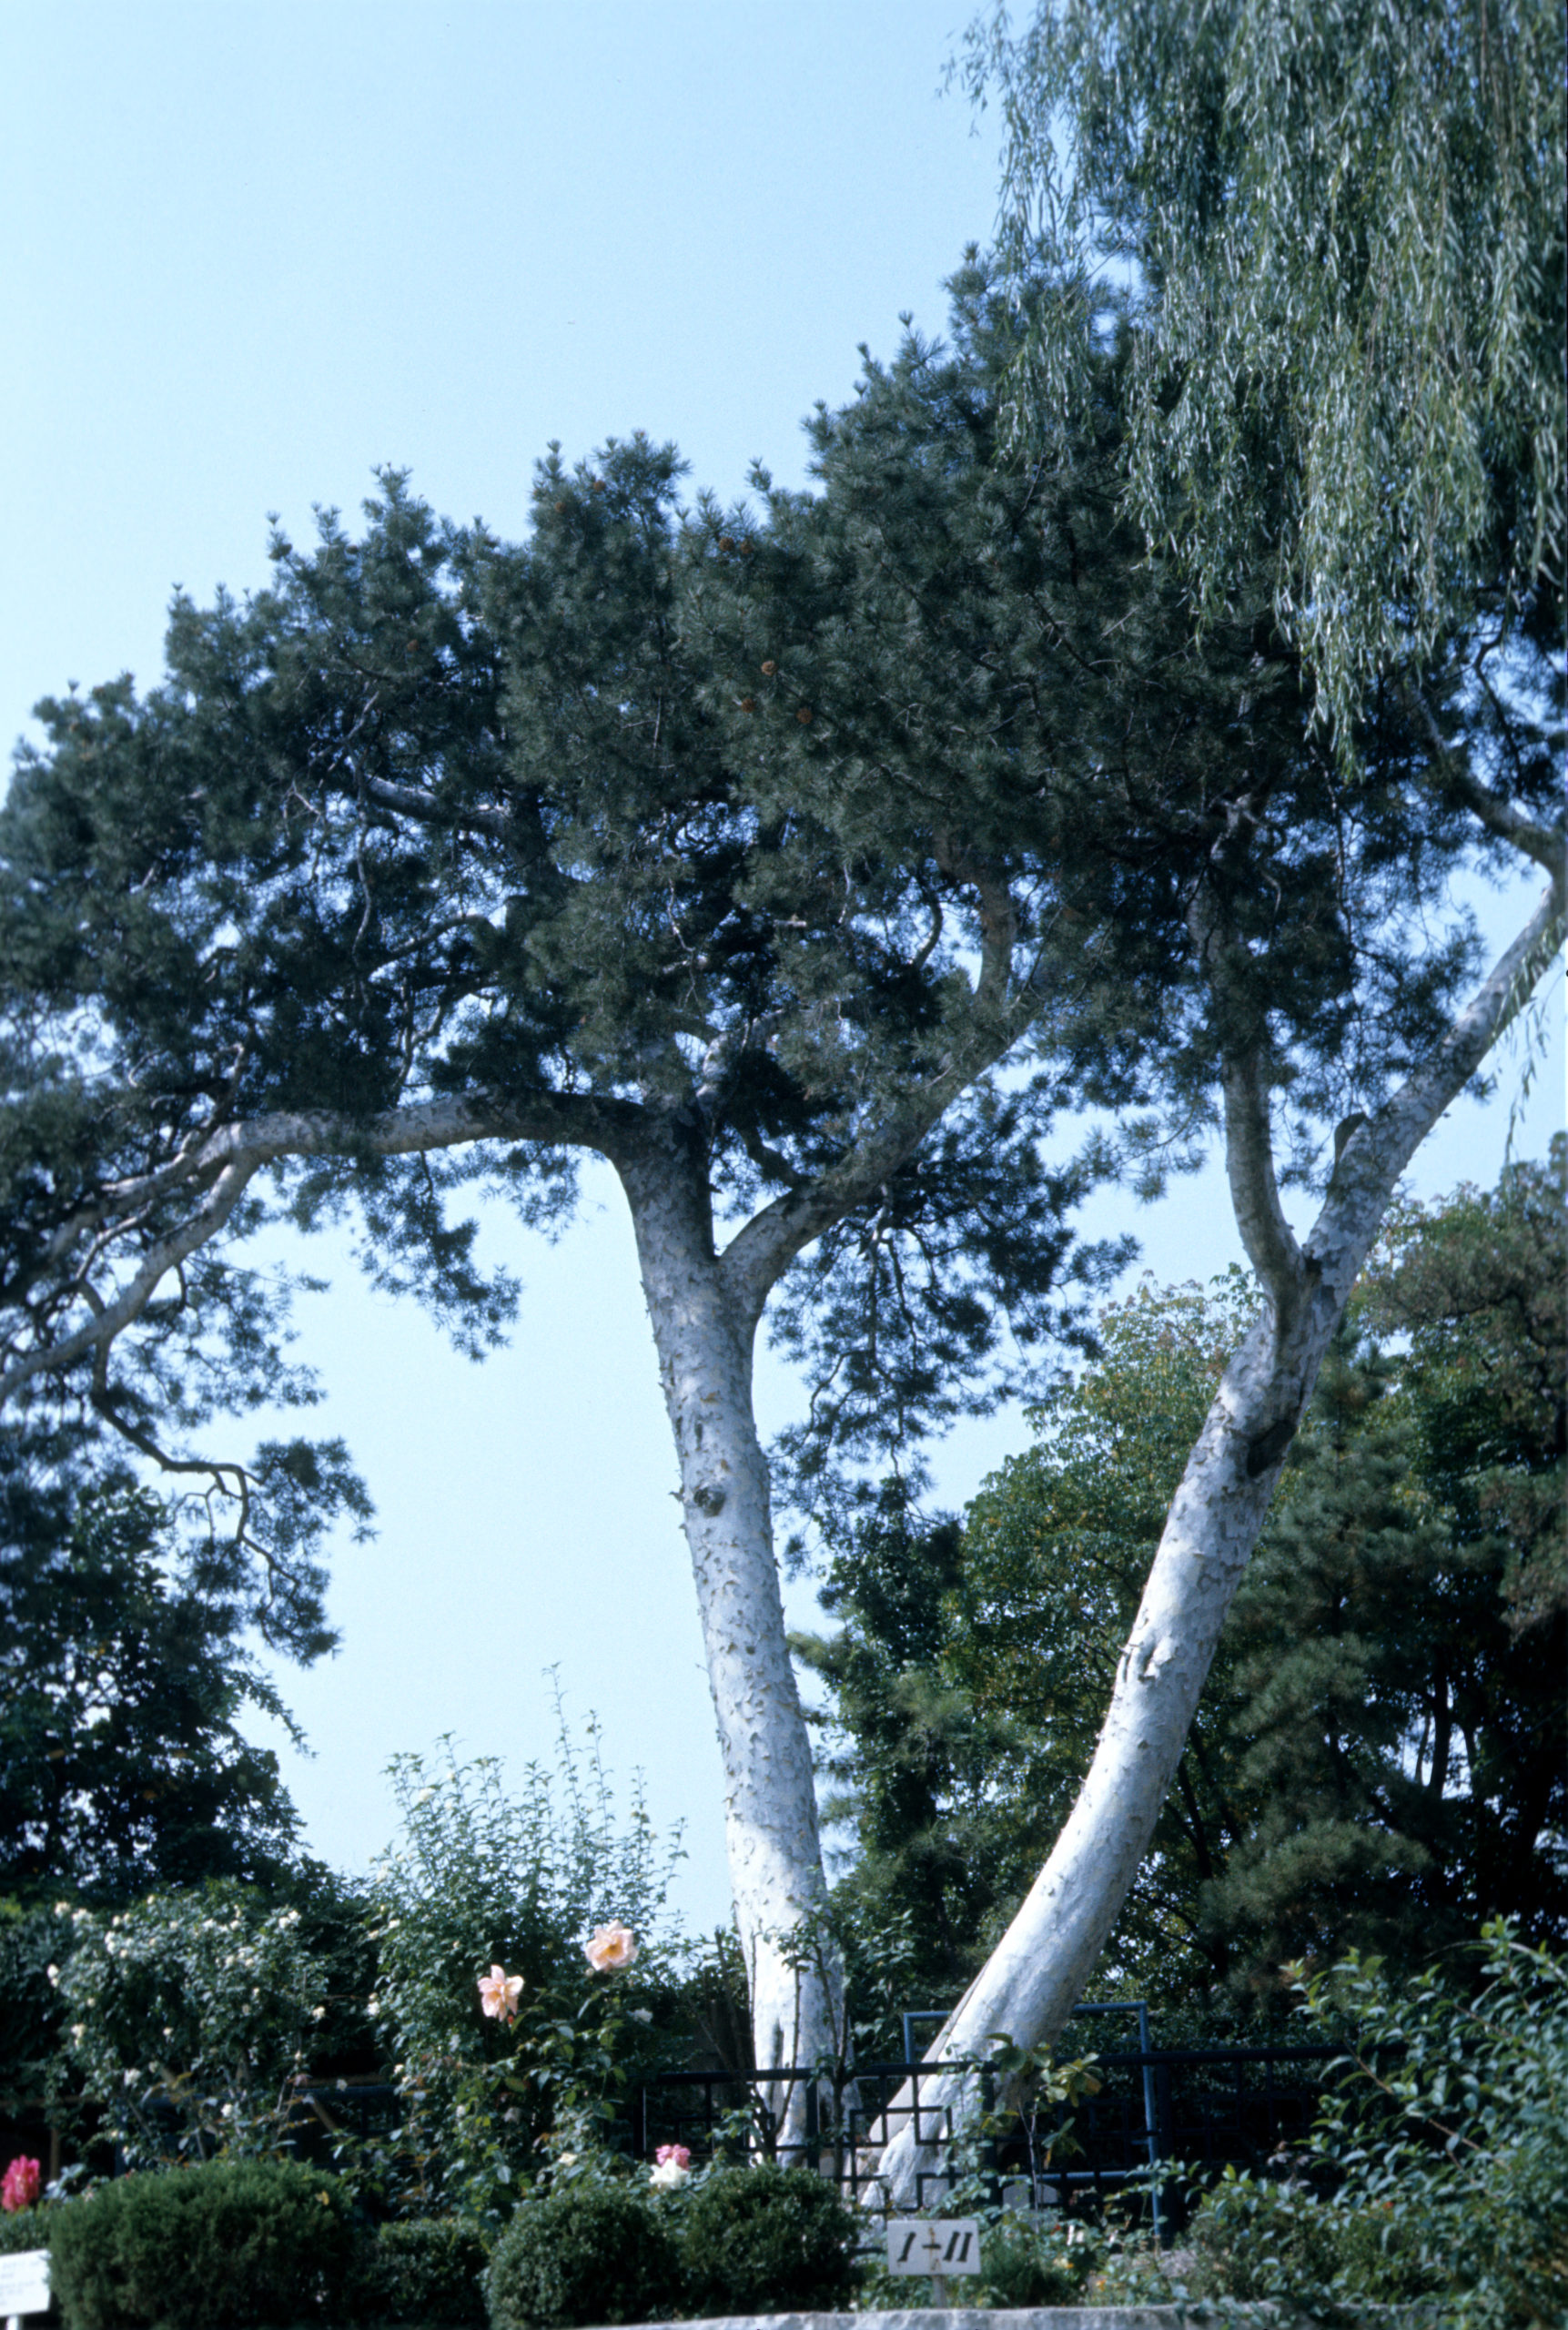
[690, 1481, 728, 1515]
[1245, 1412, 1300, 1478]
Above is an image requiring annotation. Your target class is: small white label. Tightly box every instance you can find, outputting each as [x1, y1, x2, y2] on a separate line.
[885, 2218, 982, 2276]
[0, 2250, 50, 2316]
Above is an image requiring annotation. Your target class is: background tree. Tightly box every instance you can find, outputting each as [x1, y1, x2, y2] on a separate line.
[1364, 1141, 1566, 1637]
[796, 1280, 1259, 2013]
[805, 1156, 1565, 2034]
[0, 1480, 302, 1899]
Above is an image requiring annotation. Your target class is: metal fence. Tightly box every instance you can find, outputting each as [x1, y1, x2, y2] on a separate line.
[628, 2032, 1349, 2237]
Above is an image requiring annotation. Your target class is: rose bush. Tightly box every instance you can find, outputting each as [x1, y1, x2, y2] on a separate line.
[358, 1721, 684, 2223]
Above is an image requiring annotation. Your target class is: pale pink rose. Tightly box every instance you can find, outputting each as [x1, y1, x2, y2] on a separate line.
[477, 1964, 523, 2024]
[1, 2156, 40, 2213]
[582, 1920, 637, 1972]
[655, 2144, 691, 2169]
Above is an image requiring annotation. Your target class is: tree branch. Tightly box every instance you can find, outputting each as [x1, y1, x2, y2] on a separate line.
[360, 775, 515, 839]
[1406, 685, 1567, 876]
[1219, 1043, 1304, 1318]
[1315, 870, 1567, 1260]
[0, 1087, 637, 1408]
[1187, 880, 1303, 1319]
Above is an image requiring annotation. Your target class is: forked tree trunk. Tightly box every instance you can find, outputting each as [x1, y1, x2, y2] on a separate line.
[869, 872, 1564, 2206]
[617, 1130, 843, 2114]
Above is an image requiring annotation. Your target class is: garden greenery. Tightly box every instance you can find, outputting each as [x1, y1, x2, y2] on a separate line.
[52, 1885, 324, 2167]
[1184, 1922, 1568, 2323]
[46, 2156, 355, 2330]
[359, 1725, 683, 2221]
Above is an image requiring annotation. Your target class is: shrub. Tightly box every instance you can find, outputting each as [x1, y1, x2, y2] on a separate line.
[677, 2164, 857, 2317]
[47, 2157, 355, 2329]
[349, 2218, 489, 2327]
[52, 1888, 325, 2167]
[1183, 1924, 1567, 2325]
[1185, 2172, 1433, 2305]
[368, 1735, 684, 2224]
[976, 2214, 1091, 2307]
[0, 2201, 50, 2254]
[485, 2181, 680, 2330]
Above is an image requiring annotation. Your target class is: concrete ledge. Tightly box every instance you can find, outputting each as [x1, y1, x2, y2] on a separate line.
[585, 2310, 1323, 2330]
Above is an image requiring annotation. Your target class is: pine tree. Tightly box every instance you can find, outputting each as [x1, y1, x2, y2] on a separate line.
[0, 267, 1557, 2102]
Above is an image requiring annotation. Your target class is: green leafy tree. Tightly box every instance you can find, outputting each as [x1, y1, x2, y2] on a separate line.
[0, 1482, 302, 1899]
[1209, 1169, 1568, 1973]
[963, 0, 1566, 732]
[1365, 1139, 1566, 1636]
[800, 1277, 1261, 2011]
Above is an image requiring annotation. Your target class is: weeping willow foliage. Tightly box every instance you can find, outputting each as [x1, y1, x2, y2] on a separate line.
[963, 0, 1566, 737]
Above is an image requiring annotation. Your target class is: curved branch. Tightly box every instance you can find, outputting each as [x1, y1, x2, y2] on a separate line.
[0, 1086, 637, 1409]
[1406, 685, 1567, 876]
[1187, 880, 1303, 1318]
[1219, 1043, 1304, 1317]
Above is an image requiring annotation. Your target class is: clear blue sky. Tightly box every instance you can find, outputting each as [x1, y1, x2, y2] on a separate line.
[4, 2, 1560, 1935]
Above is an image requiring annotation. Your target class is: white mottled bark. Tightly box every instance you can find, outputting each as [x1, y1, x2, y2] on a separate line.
[870, 866, 1564, 2205]
[616, 1124, 842, 2110]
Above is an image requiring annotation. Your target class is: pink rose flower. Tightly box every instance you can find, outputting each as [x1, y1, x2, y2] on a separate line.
[1, 2156, 41, 2213]
[655, 2144, 691, 2169]
[582, 1920, 637, 1972]
[477, 1964, 523, 2024]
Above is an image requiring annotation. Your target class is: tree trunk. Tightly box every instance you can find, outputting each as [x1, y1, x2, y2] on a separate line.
[615, 1126, 842, 2115]
[868, 872, 1565, 2206]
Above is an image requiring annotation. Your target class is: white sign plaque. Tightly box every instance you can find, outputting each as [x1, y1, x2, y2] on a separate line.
[0, 2248, 50, 2318]
[885, 2218, 982, 2277]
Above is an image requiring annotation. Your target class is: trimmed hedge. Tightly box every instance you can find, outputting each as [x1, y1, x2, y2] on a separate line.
[0, 2203, 52, 2254]
[485, 2181, 681, 2330]
[350, 2217, 489, 2327]
[677, 2163, 858, 2317]
[47, 2157, 355, 2329]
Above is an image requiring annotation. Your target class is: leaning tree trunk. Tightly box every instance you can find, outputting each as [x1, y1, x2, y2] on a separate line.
[616, 1126, 843, 2122]
[869, 870, 1565, 2206]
